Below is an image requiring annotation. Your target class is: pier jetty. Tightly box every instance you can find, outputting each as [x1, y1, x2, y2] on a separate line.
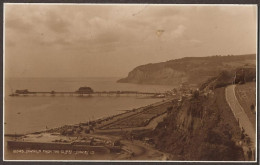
[9, 87, 165, 98]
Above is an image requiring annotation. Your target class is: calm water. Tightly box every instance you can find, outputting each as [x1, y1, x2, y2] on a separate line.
[4, 77, 175, 134]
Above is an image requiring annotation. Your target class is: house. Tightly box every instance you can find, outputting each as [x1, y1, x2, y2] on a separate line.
[143, 137, 154, 144]
[179, 82, 190, 94]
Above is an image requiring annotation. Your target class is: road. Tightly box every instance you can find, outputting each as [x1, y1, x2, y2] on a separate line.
[225, 85, 255, 147]
[87, 134, 169, 160]
[120, 139, 169, 160]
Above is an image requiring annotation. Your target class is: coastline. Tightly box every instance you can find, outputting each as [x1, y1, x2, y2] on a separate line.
[4, 97, 176, 160]
[5, 97, 174, 137]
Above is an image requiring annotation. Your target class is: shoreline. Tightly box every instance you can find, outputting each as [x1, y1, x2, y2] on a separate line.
[4, 97, 176, 160]
[4, 97, 175, 137]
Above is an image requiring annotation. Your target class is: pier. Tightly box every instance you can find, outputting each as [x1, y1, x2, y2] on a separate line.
[10, 88, 165, 97]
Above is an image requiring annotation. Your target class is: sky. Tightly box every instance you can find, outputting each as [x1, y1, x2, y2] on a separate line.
[4, 4, 257, 78]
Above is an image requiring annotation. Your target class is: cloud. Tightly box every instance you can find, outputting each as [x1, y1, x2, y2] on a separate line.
[171, 24, 186, 38]
[4, 4, 189, 52]
[6, 18, 27, 32]
[5, 12, 33, 33]
[218, 5, 256, 16]
[43, 11, 70, 33]
[189, 39, 202, 44]
[4, 4, 257, 78]
[5, 39, 16, 47]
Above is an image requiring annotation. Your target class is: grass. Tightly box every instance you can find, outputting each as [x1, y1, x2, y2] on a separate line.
[235, 82, 256, 129]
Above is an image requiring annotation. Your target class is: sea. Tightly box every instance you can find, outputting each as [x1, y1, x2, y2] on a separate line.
[4, 77, 175, 135]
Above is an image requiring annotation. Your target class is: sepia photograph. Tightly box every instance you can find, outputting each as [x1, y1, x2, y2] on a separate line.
[3, 3, 257, 162]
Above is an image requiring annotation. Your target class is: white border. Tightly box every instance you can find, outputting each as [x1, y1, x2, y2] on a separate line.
[3, 2, 6, 162]
[2, 3, 258, 162]
[3, 3, 259, 6]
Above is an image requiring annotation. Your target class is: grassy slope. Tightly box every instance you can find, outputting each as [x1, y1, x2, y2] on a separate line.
[139, 88, 244, 160]
[200, 67, 256, 90]
[235, 82, 256, 129]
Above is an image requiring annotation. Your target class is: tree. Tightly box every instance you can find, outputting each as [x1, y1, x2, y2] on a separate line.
[250, 104, 255, 112]
[193, 90, 200, 99]
[167, 106, 173, 114]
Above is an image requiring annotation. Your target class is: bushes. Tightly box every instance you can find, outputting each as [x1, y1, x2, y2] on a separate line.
[167, 106, 173, 114]
[148, 88, 244, 160]
[250, 104, 255, 111]
[214, 82, 231, 88]
[193, 90, 200, 99]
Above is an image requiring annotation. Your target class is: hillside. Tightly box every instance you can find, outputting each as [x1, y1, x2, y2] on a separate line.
[118, 54, 256, 86]
[199, 67, 256, 90]
[134, 88, 244, 160]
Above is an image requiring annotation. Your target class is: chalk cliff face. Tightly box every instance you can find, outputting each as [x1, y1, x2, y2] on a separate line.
[118, 54, 256, 86]
[120, 66, 186, 85]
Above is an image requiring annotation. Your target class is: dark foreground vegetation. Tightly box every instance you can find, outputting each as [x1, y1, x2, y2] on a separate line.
[200, 67, 256, 90]
[134, 88, 244, 160]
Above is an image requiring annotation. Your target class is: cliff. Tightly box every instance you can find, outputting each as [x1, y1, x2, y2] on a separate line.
[118, 54, 256, 86]
[136, 88, 244, 160]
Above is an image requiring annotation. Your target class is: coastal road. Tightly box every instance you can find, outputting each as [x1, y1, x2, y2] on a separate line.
[120, 139, 169, 160]
[225, 85, 255, 146]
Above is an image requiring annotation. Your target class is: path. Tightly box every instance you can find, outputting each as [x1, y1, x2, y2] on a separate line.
[87, 134, 169, 160]
[95, 113, 167, 133]
[225, 85, 255, 147]
[120, 139, 168, 160]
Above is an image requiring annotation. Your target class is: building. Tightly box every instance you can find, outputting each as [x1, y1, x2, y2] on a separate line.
[75, 87, 94, 94]
[15, 89, 29, 94]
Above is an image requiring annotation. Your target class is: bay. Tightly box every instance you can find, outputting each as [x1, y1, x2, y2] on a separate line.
[4, 77, 175, 134]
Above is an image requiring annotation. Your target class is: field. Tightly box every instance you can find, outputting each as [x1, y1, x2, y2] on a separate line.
[235, 82, 256, 129]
